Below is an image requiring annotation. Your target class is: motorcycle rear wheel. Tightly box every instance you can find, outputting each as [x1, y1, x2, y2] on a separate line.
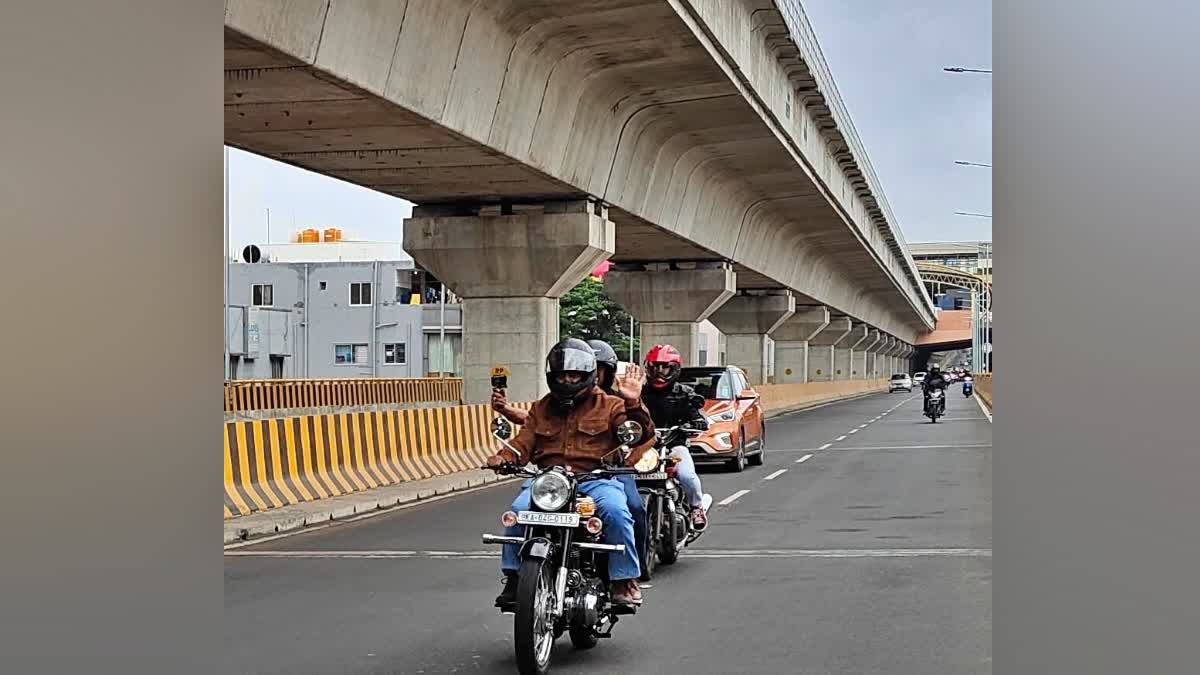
[659, 509, 681, 565]
[514, 558, 557, 675]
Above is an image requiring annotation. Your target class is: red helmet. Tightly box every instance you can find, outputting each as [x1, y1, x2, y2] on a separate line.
[644, 344, 683, 390]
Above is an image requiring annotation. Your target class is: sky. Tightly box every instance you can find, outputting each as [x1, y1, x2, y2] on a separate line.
[225, 0, 991, 254]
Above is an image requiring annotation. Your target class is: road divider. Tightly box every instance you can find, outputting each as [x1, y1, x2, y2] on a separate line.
[223, 401, 531, 519]
[224, 377, 464, 416]
[757, 379, 889, 417]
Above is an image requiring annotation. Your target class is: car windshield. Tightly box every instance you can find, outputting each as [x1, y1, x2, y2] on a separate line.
[891, 374, 908, 381]
[678, 370, 733, 400]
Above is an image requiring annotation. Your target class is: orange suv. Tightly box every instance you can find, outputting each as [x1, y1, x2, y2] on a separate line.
[678, 366, 766, 472]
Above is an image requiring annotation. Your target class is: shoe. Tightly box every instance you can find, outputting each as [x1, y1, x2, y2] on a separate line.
[494, 573, 518, 608]
[611, 579, 642, 606]
[690, 507, 708, 532]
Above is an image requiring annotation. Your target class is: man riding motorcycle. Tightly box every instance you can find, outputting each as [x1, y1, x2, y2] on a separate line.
[923, 364, 949, 412]
[491, 339, 653, 581]
[485, 339, 655, 609]
[640, 344, 710, 531]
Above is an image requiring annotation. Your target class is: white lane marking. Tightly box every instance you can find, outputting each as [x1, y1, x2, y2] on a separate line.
[795, 454, 814, 464]
[974, 393, 993, 422]
[836, 435, 847, 441]
[857, 424, 868, 428]
[226, 550, 497, 559]
[718, 489, 752, 506]
[763, 469, 788, 481]
[848, 429, 859, 434]
[830, 444, 992, 451]
[818, 443, 832, 450]
[227, 548, 993, 560]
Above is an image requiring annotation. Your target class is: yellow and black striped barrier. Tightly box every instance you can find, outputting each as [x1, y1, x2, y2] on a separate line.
[224, 377, 464, 414]
[223, 401, 531, 519]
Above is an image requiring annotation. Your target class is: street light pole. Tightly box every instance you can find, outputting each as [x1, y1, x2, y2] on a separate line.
[944, 67, 992, 74]
[955, 161, 992, 168]
[955, 211, 993, 219]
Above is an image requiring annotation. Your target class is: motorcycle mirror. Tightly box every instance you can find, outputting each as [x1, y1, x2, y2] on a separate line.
[616, 420, 642, 445]
[492, 417, 513, 440]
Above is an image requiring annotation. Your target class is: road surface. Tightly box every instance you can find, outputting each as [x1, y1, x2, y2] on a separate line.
[225, 391, 991, 674]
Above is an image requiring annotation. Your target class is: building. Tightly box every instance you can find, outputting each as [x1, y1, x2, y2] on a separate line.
[225, 240, 463, 380]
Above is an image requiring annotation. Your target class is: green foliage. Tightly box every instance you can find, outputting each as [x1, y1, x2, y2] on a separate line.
[559, 277, 640, 361]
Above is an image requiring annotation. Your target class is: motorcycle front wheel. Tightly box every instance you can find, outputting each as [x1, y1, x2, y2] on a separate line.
[515, 558, 557, 675]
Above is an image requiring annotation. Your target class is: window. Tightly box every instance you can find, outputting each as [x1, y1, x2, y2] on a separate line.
[730, 370, 748, 396]
[349, 282, 372, 306]
[252, 284, 273, 307]
[383, 343, 406, 365]
[318, 281, 327, 291]
[334, 343, 369, 365]
[698, 332, 709, 366]
[269, 355, 284, 378]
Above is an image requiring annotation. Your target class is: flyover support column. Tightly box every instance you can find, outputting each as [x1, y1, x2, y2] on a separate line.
[879, 336, 898, 376]
[605, 262, 735, 365]
[403, 200, 614, 404]
[834, 323, 869, 381]
[806, 316, 853, 382]
[859, 329, 882, 380]
[707, 290, 795, 385]
[769, 306, 830, 384]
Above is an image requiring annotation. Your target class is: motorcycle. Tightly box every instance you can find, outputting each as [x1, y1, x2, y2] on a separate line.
[924, 388, 946, 423]
[481, 417, 652, 675]
[636, 425, 714, 580]
[962, 376, 974, 397]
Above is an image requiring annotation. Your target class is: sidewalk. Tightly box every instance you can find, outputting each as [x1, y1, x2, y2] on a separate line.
[224, 469, 516, 546]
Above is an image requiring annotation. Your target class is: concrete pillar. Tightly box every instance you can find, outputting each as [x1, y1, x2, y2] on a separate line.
[707, 290, 795, 385]
[878, 336, 897, 376]
[806, 316, 853, 382]
[834, 322, 870, 380]
[605, 262, 735, 365]
[403, 200, 614, 403]
[770, 306, 829, 384]
[858, 329, 882, 379]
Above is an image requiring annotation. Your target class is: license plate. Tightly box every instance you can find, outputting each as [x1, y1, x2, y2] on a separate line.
[516, 511, 580, 527]
[636, 472, 669, 481]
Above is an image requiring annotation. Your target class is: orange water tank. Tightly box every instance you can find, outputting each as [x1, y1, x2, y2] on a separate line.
[323, 227, 342, 242]
[300, 229, 320, 243]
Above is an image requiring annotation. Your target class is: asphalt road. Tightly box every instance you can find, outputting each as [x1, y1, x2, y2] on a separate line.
[225, 391, 992, 674]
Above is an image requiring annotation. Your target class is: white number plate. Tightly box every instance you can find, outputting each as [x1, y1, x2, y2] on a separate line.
[516, 511, 580, 527]
[637, 472, 669, 481]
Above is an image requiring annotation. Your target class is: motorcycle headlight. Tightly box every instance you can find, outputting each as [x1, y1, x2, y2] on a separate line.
[530, 472, 572, 511]
[634, 448, 660, 473]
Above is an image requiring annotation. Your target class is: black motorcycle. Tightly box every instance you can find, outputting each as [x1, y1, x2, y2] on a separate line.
[482, 417, 651, 675]
[636, 425, 713, 579]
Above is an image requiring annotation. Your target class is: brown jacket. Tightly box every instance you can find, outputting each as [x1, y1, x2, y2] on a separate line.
[496, 387, 656, 472]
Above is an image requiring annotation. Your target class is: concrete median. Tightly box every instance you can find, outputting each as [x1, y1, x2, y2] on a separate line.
[223, 401, 530, 519]
[757, 379, 891, 418]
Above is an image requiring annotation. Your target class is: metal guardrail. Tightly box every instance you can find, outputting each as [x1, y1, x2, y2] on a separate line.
[224, 378, 464, 414]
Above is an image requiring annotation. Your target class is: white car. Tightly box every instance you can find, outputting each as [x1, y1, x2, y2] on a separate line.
[889, 373, 913, 392]
[913, 372, 927, 385]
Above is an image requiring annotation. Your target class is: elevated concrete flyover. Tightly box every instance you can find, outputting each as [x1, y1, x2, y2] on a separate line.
[225, 0, 935, 401]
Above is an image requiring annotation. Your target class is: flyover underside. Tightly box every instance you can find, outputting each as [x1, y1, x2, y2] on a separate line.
[223, 0, 932, 339]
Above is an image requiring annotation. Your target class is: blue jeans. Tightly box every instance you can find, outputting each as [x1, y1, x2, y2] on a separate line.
[501, 477, 641, 581]
[668, 446, 704, 510]
[617, 475, 648, 571]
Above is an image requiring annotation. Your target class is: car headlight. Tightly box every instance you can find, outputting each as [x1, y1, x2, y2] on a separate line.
[705, 410, 736, 423]
[530, 472, 572, 511]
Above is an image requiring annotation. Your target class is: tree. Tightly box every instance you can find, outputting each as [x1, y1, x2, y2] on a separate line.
[559, 277, 640, 361]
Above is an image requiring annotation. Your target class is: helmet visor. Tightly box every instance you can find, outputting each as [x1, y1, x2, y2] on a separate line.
[547, 345, 596, 374]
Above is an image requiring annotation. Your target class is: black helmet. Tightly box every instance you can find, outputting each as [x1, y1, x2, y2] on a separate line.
[586, 339, 619, 391]
[545, 338, 598, 406]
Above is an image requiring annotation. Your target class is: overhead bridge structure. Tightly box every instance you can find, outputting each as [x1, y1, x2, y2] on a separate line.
[225, 0, 936, 401]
